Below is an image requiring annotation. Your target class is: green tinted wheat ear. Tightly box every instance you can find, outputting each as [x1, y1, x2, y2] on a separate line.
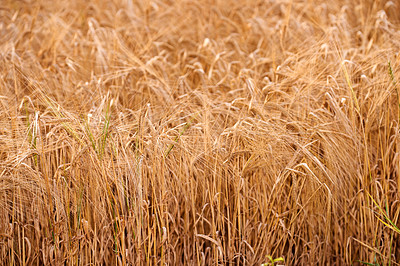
[164, 112, 199, 157]
[99, 98, 113, 159]
[342, 60, 360, 114]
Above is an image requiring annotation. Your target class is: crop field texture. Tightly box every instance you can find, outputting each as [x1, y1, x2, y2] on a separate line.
[1, 0, 400, 265]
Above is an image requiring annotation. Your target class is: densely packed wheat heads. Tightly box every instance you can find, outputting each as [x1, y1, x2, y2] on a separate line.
[1, 0, 400, 265]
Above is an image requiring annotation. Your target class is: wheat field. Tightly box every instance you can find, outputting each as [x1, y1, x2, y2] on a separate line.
[1, 0, 400, 265]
